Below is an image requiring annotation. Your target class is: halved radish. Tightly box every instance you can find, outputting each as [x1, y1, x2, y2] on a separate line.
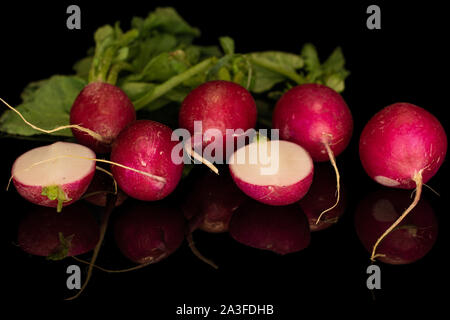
[11, 142, 96, 211]
[229, 139, 314, 206]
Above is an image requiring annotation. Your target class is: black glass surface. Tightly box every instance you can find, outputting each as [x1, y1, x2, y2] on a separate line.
[1, 0, 448, 314]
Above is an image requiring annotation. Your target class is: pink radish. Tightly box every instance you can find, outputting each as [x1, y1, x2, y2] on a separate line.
[229, 200, 310, 254]
[355, 189, 438, 265]
[359, 102, 447, 261]
[272, 83, 353, 220]
[179, 80, 257, 158]
[110, 120, 184, 201]
[229, 139, 313, 206]
[18, 203, 100, 259]
[70, 82, 136, 154]
[11, 142, 96, 212]
[114, 201, 186, 264]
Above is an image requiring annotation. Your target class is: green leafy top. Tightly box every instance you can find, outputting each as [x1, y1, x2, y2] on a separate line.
[0, 7, 349, 139]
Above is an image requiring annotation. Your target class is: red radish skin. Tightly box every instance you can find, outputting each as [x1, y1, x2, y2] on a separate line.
[114, 201, 186, 264]
[111, 120, 184, 201]
[70, 82, 136, 154]
[299, 164, 347, 231]
[229, 140, 314, 206]
[179, 80, 257, 154]
[18, 203, 100, 257]
[181, 168, 246, 233]
[359, 102, 446, 261]
[355, 190, 438, 265]
[359, 103, 447, 189]
[229, 200, 310, 255]
[273, 83, 353, 162]
[272, 83, 352, 223]
[12, 142, 96, 209]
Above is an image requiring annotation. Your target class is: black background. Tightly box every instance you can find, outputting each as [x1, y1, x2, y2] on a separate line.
[1, 0, 448, 315]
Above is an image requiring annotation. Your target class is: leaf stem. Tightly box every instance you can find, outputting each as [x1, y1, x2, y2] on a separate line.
[134, 57, 216, 110]
[248, 55, 305, 84]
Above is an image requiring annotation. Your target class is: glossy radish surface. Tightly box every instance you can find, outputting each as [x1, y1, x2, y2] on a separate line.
[229, 140, 313, 206]
[110, 120, 184, 201]
[12, 142, 96, 210]
[273, 83, 353, 162]
[359, 103, 447, 189]
[179, 80, 257, 155]
[70, 82, 136, 154]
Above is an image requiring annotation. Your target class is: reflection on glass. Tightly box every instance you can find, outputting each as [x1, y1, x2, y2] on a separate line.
[83, 169, 128, 207]
[229, 199, 310, 255]
[354, 189, 438, 265]
[17, 202, 100, 259]
[181, 167, 246, 233]
[114, 201, 186, 264]
[299, 163, 347, 231]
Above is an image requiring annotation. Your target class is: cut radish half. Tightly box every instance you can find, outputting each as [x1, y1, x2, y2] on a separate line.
[12, 142, 96, 210]
[229, 140, 314, 206]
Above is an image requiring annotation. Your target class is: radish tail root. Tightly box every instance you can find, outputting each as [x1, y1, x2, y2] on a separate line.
[94, 166, 118, 195]
[187, 232, 218, 270]
[315, 143, 341, 225]
[370, 170, 424, 262]
[185, 143, 219, 175]
[72, 255, 164, 273]
[0, 97, 107, 143]
[65, 193, 117, 300]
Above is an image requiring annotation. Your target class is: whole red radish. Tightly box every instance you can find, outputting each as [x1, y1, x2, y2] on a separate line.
[18, 203, 100, 259]
[355, 189, 438, 265]
[114, 201, 186, 264]
[299, 163, 348, 231]
[12, 142, 96, 211]
[70, 82, 136, 154]
[229, 200, 310, 255]
[229, 139, 313, 206]
[272, 83, 353, 222]
[179, 80, 257, 157]
[273, 83, 353, 162]
[181, 167, 246, 233]
[359, 103, 446, 260]
[360, 103, 447, 189]
[110, 120, 184, 201]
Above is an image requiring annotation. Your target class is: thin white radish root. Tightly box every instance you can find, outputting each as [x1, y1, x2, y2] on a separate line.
[370, 170, 423, 261]
[8, 154, 166, 191]
[187, 232, 218, 270]
[0, 97, 107, 143]
[94, 166, 118, 195]
[72, 255, 165, 273]
[184, 142, 219, 175]
[315, 142, 341, 224]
